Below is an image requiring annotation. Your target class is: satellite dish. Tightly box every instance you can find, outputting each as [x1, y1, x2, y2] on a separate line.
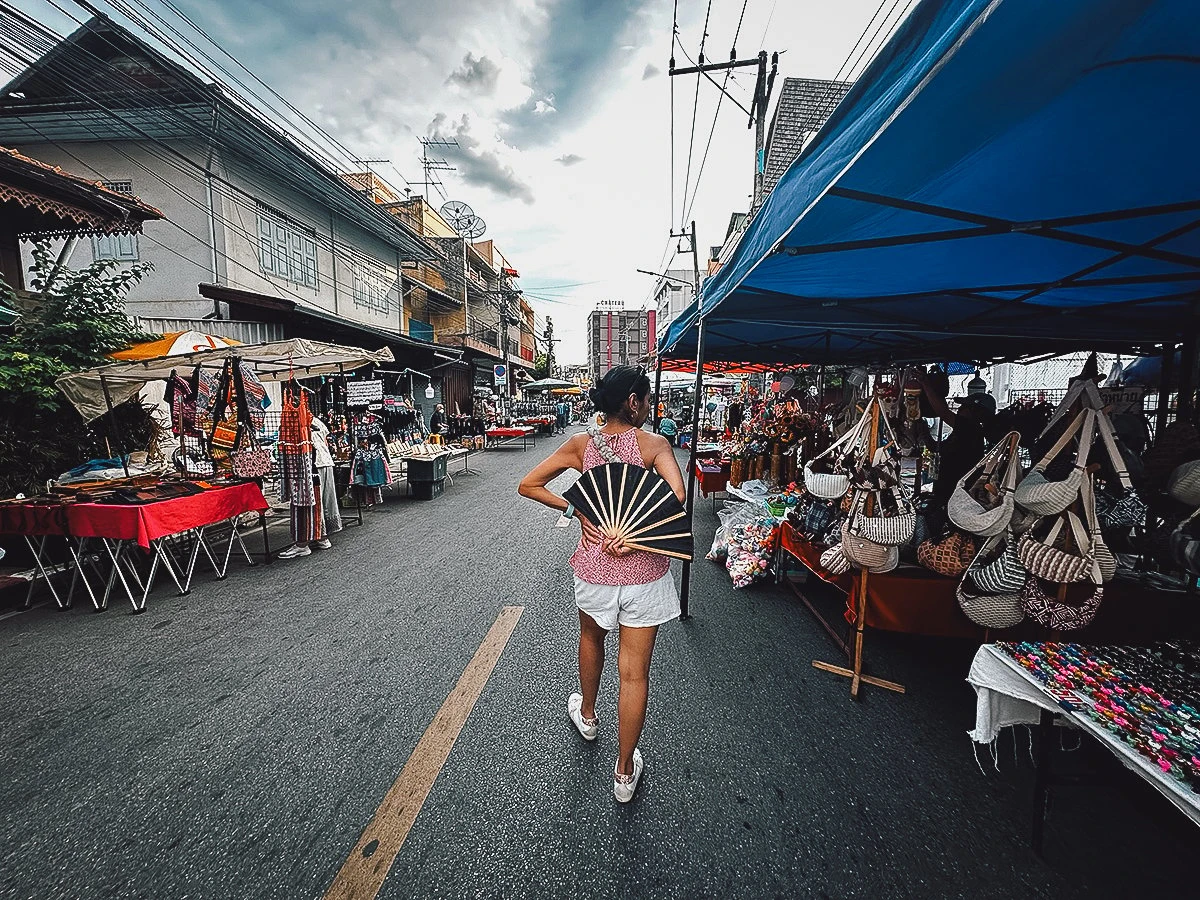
[440, 201, 486, 239]
[779, 375, 796, 392]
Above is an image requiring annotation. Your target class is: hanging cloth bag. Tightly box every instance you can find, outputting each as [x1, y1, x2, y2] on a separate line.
[948, 432, 1022, 537]
[1082, 474, 1116, 583]
[918, 530, 977, 578]
[803, 407, 870, 499]
[840, 491, 892, 570]
[958, 531, 1026, 629]
[1018, 510, 1097, 584]
[1021, 577, 1103, 631]
[969, 529, 1027, 595]
[1014, 410, 1095, 516]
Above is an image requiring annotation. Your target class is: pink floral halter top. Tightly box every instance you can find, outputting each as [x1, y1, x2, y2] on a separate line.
[569, 427, 671, 586]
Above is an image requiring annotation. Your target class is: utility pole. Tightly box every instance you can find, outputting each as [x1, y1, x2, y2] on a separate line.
[542, 317, 559, 376]
[670, 50, 779, 209]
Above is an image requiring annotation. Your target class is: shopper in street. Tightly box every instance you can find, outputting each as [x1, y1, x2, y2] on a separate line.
[657, 411, 678, 445]
[429, 403, 449, 437]
[518, 365, 686, 803]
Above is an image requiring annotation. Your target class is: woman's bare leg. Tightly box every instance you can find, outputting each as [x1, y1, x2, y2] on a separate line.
[578, 610, 608, 720]
[616, 623, 659, 775]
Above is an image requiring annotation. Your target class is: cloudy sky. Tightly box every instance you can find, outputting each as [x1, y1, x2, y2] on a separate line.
[24, 0, 908, 363]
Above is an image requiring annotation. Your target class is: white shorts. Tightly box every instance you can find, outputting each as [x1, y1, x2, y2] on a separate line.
[573, 570, 680, 632]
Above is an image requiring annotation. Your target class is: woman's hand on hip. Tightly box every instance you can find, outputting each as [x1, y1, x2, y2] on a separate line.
[577, 512, 602, 547]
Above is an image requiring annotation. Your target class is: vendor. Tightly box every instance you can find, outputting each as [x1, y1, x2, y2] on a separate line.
[429, 403, 449, 436]
[918, 373, 997, 504]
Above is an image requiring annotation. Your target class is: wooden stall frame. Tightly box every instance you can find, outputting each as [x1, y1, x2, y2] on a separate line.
[811, 395, 907, 699]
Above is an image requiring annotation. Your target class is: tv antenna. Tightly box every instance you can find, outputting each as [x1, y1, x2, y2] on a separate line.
[419, 138, 458, 201]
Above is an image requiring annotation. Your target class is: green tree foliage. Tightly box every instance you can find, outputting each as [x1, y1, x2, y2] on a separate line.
[531, 352, 551, 380]
[0, 241, 156, 496]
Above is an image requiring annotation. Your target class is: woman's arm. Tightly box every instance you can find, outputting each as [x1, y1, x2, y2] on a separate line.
[517, 435, 602, 545]
[650, 432, 687, 503]
[917, 372, 957, 426]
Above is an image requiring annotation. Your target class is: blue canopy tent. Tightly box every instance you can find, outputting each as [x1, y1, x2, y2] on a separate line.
[665, 0, 1200, 627]
[662, 0, 1200, 367]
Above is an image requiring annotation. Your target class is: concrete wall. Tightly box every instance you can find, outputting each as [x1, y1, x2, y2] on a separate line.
[218, 154, 404, 335]
[15, 140, 217, 319]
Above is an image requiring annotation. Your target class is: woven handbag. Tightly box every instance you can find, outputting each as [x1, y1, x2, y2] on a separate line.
[803, 410, 869, 499]
[917, 530, 977, 578]
[1143, 420, 1200, 492]
[948, 432, 1022, 538]
[1018, 511, 1096, 584]
[1168, 460, 1200, 507]
[820, 544, 852, 576]
[1014, 410, 1094, 515]
[868, 545, 900, 574]
[957, 577, 1024, 630]
[231, 445, 272, 479]
[1021, 577, 1103, 631]
[970, 531, 1027, 594]
[840, 518, 891, 570]
[1169, 508, 1200, 575]
[1096, 487, 1148, 530]
[803, 498, 839, 541]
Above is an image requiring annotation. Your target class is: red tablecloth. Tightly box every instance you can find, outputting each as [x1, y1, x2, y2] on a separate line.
[695, 461, 730, 497]
[0, 483, 268, 549]
[487, 427, 534, 438]
[779, 524, 1176, 641]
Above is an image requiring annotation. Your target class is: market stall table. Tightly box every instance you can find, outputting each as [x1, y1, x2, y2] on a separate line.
[968, 643, 1200, 852]
[486, 426, 533, 451]
[0, 482, 268, 612]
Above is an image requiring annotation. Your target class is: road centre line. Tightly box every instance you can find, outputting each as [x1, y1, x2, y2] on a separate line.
[322, 604, 525, 900]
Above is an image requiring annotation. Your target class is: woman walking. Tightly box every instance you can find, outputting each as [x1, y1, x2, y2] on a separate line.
[518, 366, 686, 802]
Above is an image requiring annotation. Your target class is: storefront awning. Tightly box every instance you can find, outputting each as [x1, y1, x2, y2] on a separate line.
[58, 338, 394, 421]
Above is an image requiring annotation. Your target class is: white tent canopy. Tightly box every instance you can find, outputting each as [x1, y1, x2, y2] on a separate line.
[58, 338, 395, 422]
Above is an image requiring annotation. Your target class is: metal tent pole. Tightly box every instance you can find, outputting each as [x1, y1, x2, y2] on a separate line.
[1156, 343, 1176, 437]
[679, 317, 707, 620]
[653, 357, 663, 433]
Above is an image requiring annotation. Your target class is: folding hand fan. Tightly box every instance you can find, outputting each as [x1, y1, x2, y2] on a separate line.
[563, 462, 694, 560]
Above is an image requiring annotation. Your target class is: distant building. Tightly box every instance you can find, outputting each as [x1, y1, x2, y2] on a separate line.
[651, 268, 695, 346]
[761, 77, 851, 202]
[587, 300, 652, 383]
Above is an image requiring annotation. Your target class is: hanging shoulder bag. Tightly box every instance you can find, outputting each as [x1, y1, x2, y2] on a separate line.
[969, 529, 1028, 595]
[820, 544, 852, 576]
[1021, 577, 1103, 631]
[803, 408, 869, 499]
[1018, 510, 1097, 584]
[917, 529, 977, 578]
[1014, 410, 1095, 515]
[957, 575, 1025, 630]
[948, 432, 1022, 537]
[1168, 460, 1200, 508]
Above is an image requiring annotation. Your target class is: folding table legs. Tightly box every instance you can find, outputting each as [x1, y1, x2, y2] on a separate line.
[23, 535, 66, 609]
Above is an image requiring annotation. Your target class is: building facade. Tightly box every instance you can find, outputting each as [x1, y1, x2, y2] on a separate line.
[0, 15, 537, 417]
[587, 301, 653, 383]
[651, 268, 695, 347]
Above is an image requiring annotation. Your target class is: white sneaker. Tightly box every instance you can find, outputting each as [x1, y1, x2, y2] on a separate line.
[312, 538, 332, 550]
[277, 544, 311, 559]
[613, 748, 644, 803]
[567, 692, 598, 741]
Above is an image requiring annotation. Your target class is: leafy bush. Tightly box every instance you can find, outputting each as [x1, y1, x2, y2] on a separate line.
[0, 241, 157, 496]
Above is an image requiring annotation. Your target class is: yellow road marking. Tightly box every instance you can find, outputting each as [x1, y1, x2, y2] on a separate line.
[323, 605, 525, 900]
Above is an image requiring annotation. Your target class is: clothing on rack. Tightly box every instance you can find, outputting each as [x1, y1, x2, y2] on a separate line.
[279, 383, 315, 508]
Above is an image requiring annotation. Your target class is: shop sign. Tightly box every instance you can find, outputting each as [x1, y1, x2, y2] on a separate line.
[346, 379, 384, 407]
[1099, 385, 1144, 415]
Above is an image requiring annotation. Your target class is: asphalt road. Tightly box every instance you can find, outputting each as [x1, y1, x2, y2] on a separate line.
[0, 428, 1194, 899]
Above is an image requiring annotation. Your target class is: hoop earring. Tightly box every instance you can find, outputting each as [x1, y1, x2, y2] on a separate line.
[595, 412, 607, 425]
